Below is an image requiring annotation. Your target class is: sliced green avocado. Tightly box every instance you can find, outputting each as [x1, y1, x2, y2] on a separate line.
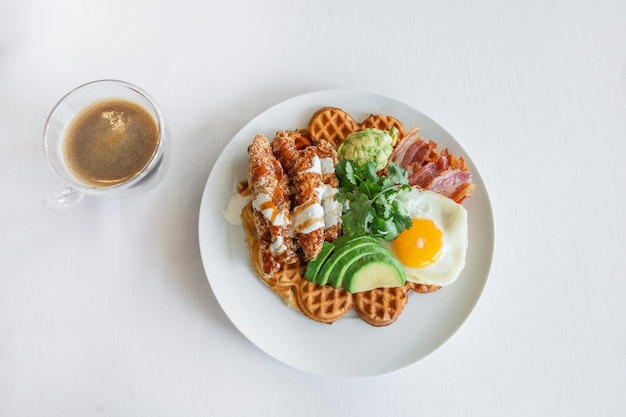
[342, 252, 406, 293]
[326, 245, 391, 289]
[316, 237, 382, 286]
[303, 241, 335, 282]
[330, 234, 379, 250]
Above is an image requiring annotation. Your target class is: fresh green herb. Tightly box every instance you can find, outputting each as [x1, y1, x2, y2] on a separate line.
[335, 160, 413, 241]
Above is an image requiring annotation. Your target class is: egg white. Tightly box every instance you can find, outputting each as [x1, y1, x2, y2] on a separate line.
[379, 188, 468, 286]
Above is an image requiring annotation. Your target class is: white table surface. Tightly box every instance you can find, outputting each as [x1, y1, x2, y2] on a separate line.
[2, 0, 625, 415]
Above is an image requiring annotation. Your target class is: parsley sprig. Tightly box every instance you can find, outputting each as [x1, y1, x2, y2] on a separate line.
[335, 160, 413, 241]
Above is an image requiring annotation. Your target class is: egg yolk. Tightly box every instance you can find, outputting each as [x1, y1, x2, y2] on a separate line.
[392, 218, 443, 268]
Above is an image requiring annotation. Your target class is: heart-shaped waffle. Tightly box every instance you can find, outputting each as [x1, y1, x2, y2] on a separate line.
[295, 279, 353, 324]
[307, 107, 405, 148]
[354, 286, 409, 327]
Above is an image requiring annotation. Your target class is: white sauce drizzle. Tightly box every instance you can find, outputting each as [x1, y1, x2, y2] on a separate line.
[270, 236, 287, 255]
[293, 200, 324, 234]
[222, 191, 253, 226]
[320, 184, 342, 228]
[319, 157, 334, 175]
[304, 155, 322, 174]
[252, 193, 289, 227]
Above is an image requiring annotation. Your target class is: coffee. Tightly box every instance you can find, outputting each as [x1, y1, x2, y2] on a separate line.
[63, 99, 159, 188]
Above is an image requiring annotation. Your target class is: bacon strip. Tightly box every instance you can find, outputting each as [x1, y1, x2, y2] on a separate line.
[390, 127, 438, 167]
[389, 127, 475, 203]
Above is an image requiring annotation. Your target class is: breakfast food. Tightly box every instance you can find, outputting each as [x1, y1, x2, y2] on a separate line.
[224, 107, 474, 326]
[296, 278, 353, 324]
[354, 285, 409, 327]
[389, 126, 475, 203]
[378, 188, 469, 286]
[247, 134, 298, 274]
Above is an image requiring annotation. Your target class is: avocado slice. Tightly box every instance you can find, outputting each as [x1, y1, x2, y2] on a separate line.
[303, 241, 335, 282]
[342, 252, 406, 293]
[326, 245, 391, 289]
[331, 234, 379, 250]
[316, 237, 382, 286]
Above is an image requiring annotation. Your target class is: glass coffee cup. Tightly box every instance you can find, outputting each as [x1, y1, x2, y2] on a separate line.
[43, 80, 168, 211]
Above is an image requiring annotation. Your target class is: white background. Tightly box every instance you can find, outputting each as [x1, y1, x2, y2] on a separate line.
[1, 0, 625, 416]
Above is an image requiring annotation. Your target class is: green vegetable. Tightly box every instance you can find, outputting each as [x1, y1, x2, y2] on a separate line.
[342, 252, 406, 293]
[316, 236, 381, 287]
[302, 234, 406, 293]
[335, 160, 413, 241]
[303, 241, 335, 282]
[337, 127, 399, 171]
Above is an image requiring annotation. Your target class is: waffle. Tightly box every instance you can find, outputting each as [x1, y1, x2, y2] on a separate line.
[361, 113, 405, 136]
[406, 281, 441, 294]
[308, 107, 405, 148]
[354, 286, 409, 327]
[296, 279, 353, 324]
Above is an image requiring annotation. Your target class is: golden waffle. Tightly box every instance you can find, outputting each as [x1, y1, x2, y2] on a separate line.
[295, 279, 353, 324]
[406, 281, 441, 294]
[308, 107, 405, 148]
[354, 286, 409, 327]
[253, 243, 305, 310]
[361, 114, 405, 136]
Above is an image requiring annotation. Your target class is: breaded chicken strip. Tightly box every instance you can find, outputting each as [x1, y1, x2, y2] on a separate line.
[247, 134, 298, 274]
[291, 146, 325, 261]
[271, 131, 300, 175]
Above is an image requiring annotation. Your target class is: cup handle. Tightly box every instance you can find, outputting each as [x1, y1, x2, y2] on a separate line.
[44, 184, 84, 211]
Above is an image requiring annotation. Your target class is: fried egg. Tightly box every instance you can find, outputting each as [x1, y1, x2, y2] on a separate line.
[379, 188, 468, 286]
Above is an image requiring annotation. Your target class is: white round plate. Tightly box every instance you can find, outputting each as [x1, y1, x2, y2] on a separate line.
[198, 90, 494, 378]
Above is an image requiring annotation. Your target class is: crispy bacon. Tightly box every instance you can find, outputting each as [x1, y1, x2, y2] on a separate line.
[390, 127, 475, 203]
[390, 127, 438, 167]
